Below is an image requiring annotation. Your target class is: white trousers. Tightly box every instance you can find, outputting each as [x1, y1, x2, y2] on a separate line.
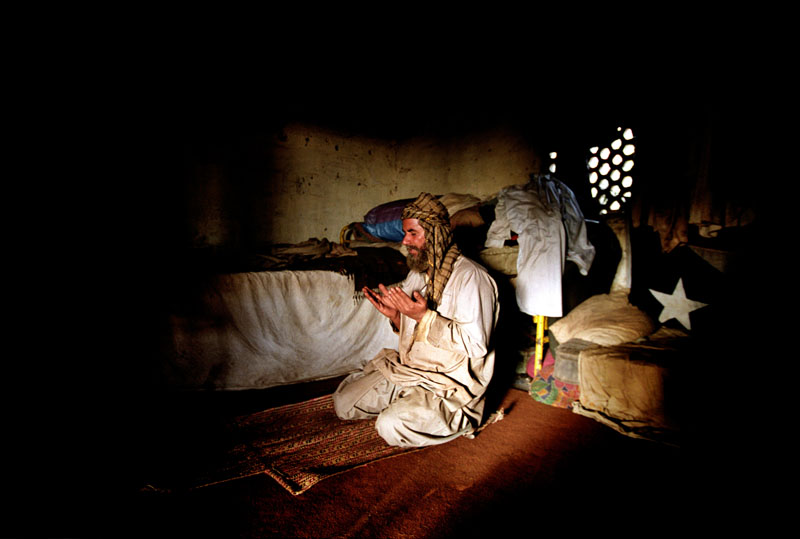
[332, 367, 473, 448]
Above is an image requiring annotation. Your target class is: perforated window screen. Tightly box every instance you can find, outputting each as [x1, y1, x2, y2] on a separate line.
[587, 127, 635, 214]
[547, 151, 558, 173]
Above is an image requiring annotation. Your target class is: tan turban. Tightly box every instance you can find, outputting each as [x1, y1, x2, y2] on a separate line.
[402, 193, 461, 308]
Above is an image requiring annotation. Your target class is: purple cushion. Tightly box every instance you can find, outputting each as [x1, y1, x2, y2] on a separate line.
[364, 198, 415, 224]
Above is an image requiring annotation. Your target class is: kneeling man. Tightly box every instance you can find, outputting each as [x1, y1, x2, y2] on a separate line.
[333, 192, 499, 447]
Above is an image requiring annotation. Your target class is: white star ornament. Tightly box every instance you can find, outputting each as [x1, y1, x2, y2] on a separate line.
[649, 278, 708, 330]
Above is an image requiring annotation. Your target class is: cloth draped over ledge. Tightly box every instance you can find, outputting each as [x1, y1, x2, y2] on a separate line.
[196, 239, 410, 297]
[258, 239, 410, 295]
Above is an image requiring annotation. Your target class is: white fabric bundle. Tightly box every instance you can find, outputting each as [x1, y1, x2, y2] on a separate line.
[486, 175, 595, 316]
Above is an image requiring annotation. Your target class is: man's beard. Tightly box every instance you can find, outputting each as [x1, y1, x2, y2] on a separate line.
[406, 247, 429, 273]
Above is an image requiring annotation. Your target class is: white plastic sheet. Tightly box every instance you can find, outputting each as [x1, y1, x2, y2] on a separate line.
[165, 270, 398, 390]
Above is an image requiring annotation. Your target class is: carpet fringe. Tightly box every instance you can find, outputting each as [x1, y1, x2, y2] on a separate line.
[139, 484, 173, 494]
[464, 408, 504, 439]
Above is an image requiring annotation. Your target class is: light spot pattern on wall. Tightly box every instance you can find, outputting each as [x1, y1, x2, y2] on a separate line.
[548, 151, 558, 173]
[587, 127, 635, 215]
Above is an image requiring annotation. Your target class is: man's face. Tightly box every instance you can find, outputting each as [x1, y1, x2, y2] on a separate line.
[402, 218, 426, 253]
[402, 218, 428, 272]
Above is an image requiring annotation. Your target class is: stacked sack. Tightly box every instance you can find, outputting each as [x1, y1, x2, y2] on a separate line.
[361, 198, 414, 242]
[362, 194, 484, 242]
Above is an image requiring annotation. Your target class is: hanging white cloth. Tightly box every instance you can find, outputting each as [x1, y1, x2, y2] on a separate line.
[486, 174, 595, 317]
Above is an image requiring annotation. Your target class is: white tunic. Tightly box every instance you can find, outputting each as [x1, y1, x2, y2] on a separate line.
[486, 175, 595, 317]
[333, 255, 499, 447]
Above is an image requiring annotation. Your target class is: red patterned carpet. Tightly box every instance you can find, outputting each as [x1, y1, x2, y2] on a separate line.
[12, 377, 718, 538]
[144, 393, 426, 496]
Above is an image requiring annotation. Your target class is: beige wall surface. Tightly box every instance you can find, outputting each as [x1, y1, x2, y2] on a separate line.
[182, 122, 542, 248]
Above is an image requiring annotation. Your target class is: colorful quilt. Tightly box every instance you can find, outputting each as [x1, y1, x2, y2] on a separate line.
[527, 349, 580, 409]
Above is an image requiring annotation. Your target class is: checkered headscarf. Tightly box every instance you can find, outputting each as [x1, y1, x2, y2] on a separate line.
[402, 193, 461, 308]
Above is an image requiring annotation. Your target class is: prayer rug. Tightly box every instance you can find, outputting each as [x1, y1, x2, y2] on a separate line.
[158, 395, 423, 496]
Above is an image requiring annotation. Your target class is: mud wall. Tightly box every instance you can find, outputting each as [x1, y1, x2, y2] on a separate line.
[180, 121, 543, 248]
